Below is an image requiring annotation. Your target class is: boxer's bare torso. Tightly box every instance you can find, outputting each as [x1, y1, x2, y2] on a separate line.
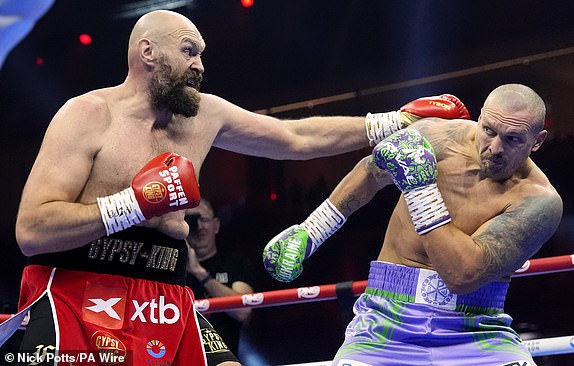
[379, 119, 560, 286]
[76, 86, 221, 239]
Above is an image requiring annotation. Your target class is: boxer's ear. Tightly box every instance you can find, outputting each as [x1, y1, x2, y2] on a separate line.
[531, 130, 547, 152]
[138, 38, 155, 67]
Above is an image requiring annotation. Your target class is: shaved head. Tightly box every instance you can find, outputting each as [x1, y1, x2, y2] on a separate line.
[483, 84, 546, 132]
[127, 10, 205, 70]
[128, 10, 204, 52]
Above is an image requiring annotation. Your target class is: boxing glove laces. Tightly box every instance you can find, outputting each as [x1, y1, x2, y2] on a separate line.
[372, 129, 450, 234]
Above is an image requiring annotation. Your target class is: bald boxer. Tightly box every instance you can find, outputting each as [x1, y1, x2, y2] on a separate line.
[3, 9, 472, 366]
[264, 84, 563, 365]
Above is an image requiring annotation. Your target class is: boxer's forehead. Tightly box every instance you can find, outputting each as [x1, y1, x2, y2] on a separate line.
[166, 21, 205, 52]
[137, 11, 206, 52]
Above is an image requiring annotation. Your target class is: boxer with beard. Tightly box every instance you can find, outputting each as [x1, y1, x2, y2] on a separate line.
[149, 55, 203, 118]
[2, 9, 469, 366]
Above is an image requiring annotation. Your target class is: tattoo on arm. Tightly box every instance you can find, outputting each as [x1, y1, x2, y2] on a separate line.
[473, 195, 563, 281]
[330, 157, 392, 217]
[366, 156, 392, 185]
[337, 195, 364, 214]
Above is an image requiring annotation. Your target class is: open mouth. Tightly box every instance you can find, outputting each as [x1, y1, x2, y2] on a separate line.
[186, 73, 202, 89]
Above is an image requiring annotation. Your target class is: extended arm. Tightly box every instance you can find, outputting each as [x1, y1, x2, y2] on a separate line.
[209, 93, 469, 160]
[262, 157, 392, 282]
[202, 93, 367, 160]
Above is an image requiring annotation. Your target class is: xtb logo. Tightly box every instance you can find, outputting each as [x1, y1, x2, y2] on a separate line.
[82, 284, 127, 329]
[130, 296, 181, 324]
[86, 298, 122, 320]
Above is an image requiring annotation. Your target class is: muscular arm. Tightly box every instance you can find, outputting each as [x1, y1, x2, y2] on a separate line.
[15, 96, 107, 256]
[213, 93, 469, 160]
[424, 192, 562, 294]
[203, 94, 369, 159]
[328, 156, 394, 217]
[472, 194, 563, 283]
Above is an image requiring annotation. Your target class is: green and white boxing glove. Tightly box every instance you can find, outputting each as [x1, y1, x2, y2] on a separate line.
[262, 199, 346, 282]
[372, 128, 451, 234]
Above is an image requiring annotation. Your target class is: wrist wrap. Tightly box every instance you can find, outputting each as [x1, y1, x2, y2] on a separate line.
[365, 111, 402, 146]
[404, 183, 451, 235]
[300, 199, 346, 257]
[97, 187, 146, 235]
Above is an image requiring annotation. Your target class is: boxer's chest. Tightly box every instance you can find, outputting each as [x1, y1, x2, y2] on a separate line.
[437, 156, 520, 235]
[82, 117, 214, 198]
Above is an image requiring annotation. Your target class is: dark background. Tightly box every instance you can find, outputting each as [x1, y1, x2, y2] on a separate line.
[1, 1, 573, 365]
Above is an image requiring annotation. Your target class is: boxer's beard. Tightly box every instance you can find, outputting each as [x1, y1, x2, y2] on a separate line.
[149, 57, 202, 117]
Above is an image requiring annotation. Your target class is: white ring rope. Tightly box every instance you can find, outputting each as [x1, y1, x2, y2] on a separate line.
[278, 335, 574, 365]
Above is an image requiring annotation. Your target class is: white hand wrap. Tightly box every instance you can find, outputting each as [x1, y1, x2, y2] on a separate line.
[97, 187, 146, 235]
[404, 183, 451, 235]
[300, 199, 346, 257]
[365, 111, 402, 146]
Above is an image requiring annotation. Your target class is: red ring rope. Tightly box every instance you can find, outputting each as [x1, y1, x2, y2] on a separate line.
[197, 254, 574, 313]
[2, 254, 572, 358]
[0, 254, 572, 320]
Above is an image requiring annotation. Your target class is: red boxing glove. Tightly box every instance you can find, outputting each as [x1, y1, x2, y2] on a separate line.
[365, 94, 470, 146]
[400, 94, 470, 123]
[97, 152, 201, 235]
[132, 152, 200, 218]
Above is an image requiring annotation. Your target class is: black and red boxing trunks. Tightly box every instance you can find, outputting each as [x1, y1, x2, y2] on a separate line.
[0, 228, 238, 365]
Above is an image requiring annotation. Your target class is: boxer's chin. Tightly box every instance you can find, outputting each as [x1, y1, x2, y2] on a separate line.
[174, 90, 201, 117]
[186, 79, 201, 91]
[480, 160, 509, 181]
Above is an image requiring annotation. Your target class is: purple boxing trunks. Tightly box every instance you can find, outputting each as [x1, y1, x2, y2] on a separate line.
[332, 261, 535, 366]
